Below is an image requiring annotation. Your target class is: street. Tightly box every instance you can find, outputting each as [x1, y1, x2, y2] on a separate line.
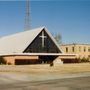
[0, 76, 90, 90]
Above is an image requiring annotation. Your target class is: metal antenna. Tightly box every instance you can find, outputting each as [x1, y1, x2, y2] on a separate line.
[24, 0, 31, 31]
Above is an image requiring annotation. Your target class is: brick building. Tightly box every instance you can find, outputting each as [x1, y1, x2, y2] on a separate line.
[61, 43, 90, 59]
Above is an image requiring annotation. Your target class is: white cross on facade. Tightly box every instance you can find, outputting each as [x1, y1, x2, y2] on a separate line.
[39, 31, 47, 47]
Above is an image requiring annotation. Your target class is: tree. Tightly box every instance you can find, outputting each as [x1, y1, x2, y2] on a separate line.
[54, 33, 62, 45]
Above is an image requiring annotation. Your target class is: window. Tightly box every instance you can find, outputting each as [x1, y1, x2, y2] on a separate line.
[88, 47, 90, 52]
[66, 47, 68, 53]
[72, 47, 74, 52]
[79, 47, 81, 52]
[84, 47, 86, 52]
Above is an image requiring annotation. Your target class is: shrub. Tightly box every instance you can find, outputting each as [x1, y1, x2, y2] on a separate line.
[81, 57, 90, 63]
[76, 57, 90, 63]
[0, 56, 6, 65]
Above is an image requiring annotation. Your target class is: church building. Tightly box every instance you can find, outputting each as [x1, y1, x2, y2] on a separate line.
[0, 27, 77, 65]
[0, 27, 61, 65]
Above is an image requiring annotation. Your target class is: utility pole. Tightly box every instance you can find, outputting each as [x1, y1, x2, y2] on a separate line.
[24, 0, 31, 31]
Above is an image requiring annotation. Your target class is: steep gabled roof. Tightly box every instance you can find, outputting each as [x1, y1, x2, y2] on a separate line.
[0, 27, 62, 54]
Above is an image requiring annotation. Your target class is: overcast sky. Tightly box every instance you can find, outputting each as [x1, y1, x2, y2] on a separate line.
[0, 0, 90, 44]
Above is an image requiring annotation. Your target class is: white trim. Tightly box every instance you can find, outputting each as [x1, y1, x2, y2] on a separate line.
[0, 53, 77, 56]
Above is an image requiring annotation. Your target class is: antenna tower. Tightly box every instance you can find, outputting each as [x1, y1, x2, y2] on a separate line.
[24, 0, 31, 30]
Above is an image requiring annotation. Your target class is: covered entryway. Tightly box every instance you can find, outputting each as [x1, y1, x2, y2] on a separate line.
[14, 54, 59, 65]
[2, 53, 77, 65]
[39, 55, 57, 64]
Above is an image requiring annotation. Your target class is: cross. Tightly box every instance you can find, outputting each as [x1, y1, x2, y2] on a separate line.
[39, 31, 47, 48]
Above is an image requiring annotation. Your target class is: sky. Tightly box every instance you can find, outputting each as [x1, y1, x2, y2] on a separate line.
[0, 0, 90, 44]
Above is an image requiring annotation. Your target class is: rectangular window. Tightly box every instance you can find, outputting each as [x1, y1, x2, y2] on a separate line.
[84, 47, 86, 52]
[66, 47, 68, 53]
[72, 47, 74, 52]
[79, 47, 81, 52]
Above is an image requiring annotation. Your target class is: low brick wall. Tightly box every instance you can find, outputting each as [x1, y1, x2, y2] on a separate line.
[3, 55, 39, 65]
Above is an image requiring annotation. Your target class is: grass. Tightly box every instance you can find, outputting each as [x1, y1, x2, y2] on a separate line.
[0, 63, 90, 74]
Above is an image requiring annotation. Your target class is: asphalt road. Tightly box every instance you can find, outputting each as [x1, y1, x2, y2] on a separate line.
[0, 76, 90, 90]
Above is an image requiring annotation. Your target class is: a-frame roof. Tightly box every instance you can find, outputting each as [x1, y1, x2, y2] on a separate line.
[0, 27, 62, 54]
